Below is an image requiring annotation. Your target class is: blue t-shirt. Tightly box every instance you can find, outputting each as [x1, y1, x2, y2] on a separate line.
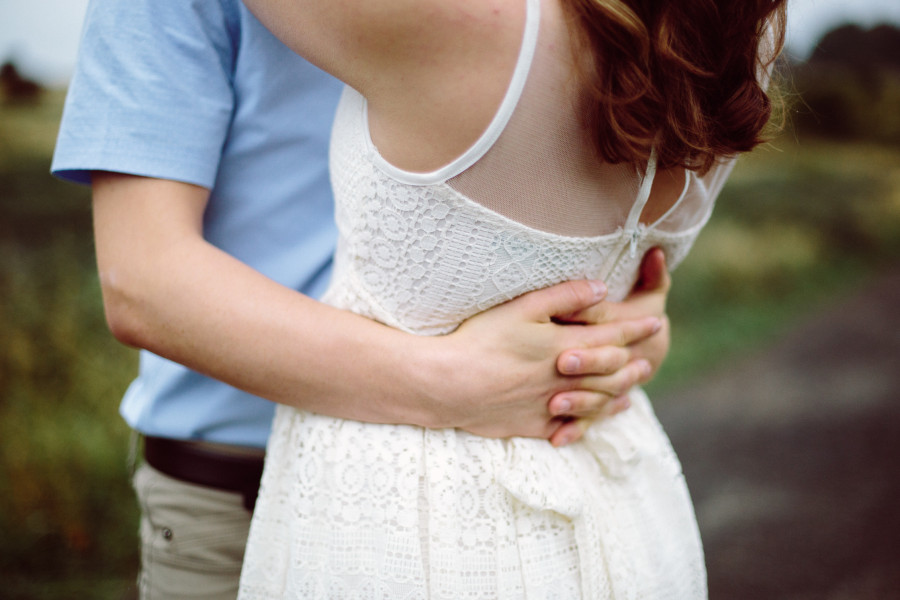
[52, 0, 343, 448]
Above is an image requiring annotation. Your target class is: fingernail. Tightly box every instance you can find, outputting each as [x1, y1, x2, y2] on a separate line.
[562, 355, 580, 374]
[589, 280, 606, 300]
[555, 398, 572, 414]
[651, 318, 662, 334]
[639, 360, 652, 377]
[556, 433, 573, 447]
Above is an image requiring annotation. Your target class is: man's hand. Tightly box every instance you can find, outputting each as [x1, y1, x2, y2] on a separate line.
[421, 250, 670, 442]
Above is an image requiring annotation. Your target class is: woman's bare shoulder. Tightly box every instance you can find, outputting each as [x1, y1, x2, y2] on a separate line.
[244, 0, 525, 91]
[245, 0, 528, 172]
[361, 0, 530, 172]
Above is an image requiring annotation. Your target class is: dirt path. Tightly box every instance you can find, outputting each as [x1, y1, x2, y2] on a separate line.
[655, 266, 900, 599]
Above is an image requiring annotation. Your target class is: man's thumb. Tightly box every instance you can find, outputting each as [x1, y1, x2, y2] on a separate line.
[510, 279, 608, 322]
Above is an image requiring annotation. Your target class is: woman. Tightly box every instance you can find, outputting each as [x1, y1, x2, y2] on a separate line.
[239, 0, 786, 597]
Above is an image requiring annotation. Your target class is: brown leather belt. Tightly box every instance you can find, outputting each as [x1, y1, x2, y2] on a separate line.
[143, 436, 265, 511]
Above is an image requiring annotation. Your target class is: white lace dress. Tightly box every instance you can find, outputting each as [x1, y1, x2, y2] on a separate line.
[239, 0, 723, 597]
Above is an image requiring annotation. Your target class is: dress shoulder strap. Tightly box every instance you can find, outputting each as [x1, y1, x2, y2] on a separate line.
[622, 148, 658, 256]
[363, 0, 541, 185]
[623, 148, 659, 233]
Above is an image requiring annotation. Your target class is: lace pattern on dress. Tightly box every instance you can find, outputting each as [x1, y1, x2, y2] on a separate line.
[238, 0, 710, 597]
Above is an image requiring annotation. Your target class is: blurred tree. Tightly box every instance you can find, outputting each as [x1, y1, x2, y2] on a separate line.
[809, 24, 900, 71]
[0, 61, 43, 103]
[790, 24, 900, 144]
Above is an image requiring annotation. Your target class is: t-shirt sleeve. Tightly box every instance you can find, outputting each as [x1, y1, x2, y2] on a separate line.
[51, 0, 240, 187]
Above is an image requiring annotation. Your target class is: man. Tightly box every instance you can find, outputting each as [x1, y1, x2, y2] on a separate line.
[53, 0, 671, 597]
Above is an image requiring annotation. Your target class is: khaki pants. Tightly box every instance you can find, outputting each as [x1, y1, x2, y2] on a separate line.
[133, 463, 252, 599]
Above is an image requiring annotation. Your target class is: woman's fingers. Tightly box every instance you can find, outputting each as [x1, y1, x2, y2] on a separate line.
[557, 345, 631, 377]
[548, 394, 632, 447]
[548, 359, 650, 417]
[556, 317, 661, 376]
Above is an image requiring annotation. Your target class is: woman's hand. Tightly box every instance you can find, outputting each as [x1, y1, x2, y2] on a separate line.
[421, 249, 671, 442]
[549, 248, 671, 446]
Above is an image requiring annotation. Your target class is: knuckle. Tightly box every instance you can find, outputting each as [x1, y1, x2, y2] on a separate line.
[563, 392, 586, 415]
[563, 280, 590, 306]
[578, 397, 604, 419]
[616, 347, 633, 369]
[570, 391, 604, 418]
[610, 368, 639, 395]
[591, 303, 610, 324]
[628, 365, 647, 387]
[601, 348, 628, 373]
[572, 391, 594, 412]
[623, 322, 643, 344]
[595, 350, 615, 374]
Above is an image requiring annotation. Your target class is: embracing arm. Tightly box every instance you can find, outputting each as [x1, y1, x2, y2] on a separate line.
[93, 173, 666, 440]
[93, 173, 452, 428]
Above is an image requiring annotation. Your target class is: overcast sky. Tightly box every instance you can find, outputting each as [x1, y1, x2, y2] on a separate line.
[3, 0, 900, 86]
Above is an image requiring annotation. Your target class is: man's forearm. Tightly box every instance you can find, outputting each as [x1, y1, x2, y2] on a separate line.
[92, 173, 667, 440]
[97, 229, 638, 437]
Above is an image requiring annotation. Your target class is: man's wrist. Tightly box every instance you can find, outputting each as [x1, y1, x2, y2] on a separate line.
[379, 333, 457, 430]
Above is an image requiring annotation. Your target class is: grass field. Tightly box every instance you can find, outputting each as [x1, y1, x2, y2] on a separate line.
[651, 137, 900, 390]
[1, 90, 141, 599]
[1, 89, 899, 599]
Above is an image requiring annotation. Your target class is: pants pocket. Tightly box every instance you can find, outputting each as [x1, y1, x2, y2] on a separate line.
[134, 463, 251, 599]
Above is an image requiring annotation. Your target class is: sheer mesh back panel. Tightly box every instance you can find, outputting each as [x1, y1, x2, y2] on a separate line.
[448, 6, 726, 238]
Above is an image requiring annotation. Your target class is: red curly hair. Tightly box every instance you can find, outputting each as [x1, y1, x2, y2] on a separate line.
[563, 0, 787, 173]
